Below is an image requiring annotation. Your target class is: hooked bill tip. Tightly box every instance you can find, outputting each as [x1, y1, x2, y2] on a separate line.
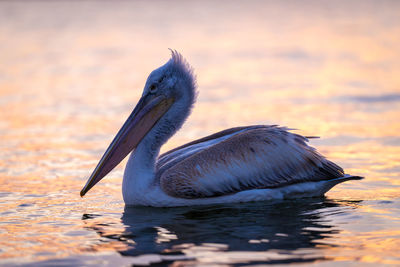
[80, 189, 86, 197]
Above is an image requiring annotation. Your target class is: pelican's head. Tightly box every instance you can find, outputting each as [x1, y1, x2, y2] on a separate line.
[80, 50, 197, 197]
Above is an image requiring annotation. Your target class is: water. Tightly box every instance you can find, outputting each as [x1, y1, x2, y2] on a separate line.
[0, 0, 399, 266]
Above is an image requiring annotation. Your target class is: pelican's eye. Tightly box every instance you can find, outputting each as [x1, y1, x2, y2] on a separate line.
[149, 83, 157, 93]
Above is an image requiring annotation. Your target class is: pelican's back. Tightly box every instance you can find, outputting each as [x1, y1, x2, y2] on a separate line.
[156, 126, 351, 199]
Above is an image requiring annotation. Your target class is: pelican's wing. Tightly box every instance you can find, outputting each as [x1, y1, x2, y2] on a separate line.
[157, 126, 344, 199]
[156, 125, 267, 175]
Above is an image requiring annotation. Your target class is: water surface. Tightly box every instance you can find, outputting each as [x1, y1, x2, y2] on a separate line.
[0, 1, 399, 266]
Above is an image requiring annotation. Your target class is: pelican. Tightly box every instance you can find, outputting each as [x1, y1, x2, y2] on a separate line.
[80, 50, 362, 207]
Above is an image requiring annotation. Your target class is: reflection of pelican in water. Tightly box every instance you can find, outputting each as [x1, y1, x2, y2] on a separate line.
[80, 50, 362, 207]
[82, 199, 362, 265]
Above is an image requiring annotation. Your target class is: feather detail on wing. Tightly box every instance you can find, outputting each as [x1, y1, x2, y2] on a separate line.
[157, 125, 344, 199]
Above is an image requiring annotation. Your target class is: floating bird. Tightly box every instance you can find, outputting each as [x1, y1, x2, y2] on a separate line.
[80, 50, 362, 207]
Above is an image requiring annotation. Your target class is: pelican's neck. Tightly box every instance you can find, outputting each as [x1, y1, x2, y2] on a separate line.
[122, 135, 160, 195]
[122, 115, 175, 203]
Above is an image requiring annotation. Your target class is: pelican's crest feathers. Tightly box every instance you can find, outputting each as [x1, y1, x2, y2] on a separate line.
[168, 49, 197, 95]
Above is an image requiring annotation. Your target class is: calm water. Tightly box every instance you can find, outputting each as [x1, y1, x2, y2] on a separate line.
[1, 1, 400, 266]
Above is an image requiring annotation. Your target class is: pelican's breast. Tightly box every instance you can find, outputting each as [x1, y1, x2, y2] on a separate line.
[157, 125, 344, 199]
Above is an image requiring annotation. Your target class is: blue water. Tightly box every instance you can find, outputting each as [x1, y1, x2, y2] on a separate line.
[20, 199, 399, 266]
[0, 0, 399, 266]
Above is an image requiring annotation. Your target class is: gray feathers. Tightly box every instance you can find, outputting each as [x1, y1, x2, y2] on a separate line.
[157, 125, 346, 199]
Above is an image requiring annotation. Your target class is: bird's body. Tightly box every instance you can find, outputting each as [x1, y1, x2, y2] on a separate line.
[123, 125, 360, 207]
[81, 51, 362, 207]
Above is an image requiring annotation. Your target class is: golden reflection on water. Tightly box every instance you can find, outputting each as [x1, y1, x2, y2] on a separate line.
[0, 0, 399, 265]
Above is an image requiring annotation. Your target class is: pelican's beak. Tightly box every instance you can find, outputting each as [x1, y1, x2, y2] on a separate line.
[80, 94, 174, 197]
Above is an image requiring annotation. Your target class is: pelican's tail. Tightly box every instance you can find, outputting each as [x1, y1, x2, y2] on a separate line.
[332, 174, 364, 183]
[313, 174, 364, 197]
